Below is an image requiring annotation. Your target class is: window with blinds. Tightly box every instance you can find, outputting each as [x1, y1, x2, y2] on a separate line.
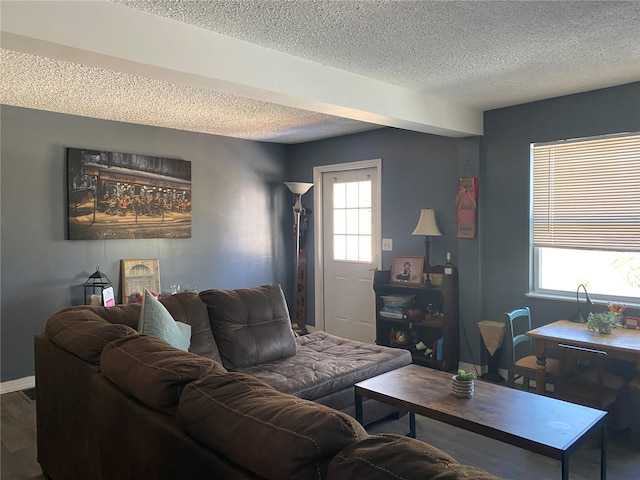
[530, 132, 640, 303]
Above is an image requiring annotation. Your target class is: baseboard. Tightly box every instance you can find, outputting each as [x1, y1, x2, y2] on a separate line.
[458, 361, 509, 383]
[1, 375, 35, 395]
[459, 362, 555, 392]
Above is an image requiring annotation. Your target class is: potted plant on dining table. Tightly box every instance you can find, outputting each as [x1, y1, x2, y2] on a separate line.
[586, 310, 623, 334]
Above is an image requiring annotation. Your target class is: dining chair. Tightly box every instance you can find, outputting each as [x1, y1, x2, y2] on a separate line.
[505, 307, 559, 392]
[556, 343, 624, 410]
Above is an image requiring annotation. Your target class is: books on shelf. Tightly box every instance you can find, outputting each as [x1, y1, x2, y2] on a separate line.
[429, 337, 445, 361]
[436, 337, 444, 361]
[380, 309, 407, 319]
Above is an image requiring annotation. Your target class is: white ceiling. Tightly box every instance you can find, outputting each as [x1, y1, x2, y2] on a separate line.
[1, 0, 639, 144]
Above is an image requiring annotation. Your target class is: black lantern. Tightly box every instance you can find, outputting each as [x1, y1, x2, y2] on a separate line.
[84, 267, 112, 305]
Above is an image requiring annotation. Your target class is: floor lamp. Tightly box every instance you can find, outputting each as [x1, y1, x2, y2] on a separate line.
[411, 209, 442, 287]
[284, 182, 313, 331]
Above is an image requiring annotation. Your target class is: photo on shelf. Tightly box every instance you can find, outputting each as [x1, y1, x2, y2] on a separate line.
[390, 256, 424, 286]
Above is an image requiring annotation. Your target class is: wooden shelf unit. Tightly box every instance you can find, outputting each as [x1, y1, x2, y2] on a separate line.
[373, 266, 459, 372]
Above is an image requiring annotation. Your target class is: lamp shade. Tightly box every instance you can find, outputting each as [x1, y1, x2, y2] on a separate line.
[284, 182, 313, 195]
[411, 209, 442, 236]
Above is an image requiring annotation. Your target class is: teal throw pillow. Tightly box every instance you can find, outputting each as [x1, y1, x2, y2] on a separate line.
[138, 289, 191, 351]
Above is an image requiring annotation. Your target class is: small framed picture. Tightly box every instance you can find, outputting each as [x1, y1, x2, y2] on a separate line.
[390, 256, 424, 286]
[120, 258, 161, 304]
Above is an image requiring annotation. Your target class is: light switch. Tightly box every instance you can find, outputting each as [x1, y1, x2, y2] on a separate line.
[382, 238, 393, 251]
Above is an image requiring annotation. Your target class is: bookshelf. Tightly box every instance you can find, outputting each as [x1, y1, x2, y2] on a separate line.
[373, 266, 459, 372]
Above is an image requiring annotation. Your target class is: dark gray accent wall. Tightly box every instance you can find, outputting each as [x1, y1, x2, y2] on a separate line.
[290, 128, 484, 365]
[482, 82, 640, 368]
[291, 83, 639, 370]
[3, 82, 637, 382]
[1, 106, 291, 382]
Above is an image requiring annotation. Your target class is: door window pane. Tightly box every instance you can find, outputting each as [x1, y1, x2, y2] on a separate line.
[346, 235, 359, 261]
[334, 183, 346, 209]
[334, 209, 346, 235]
[346, 209, 359, 234]
[346, 182, 359, 208]
[359, 236, 372, 262]
[359, 208, 371, 235]
[334, 235, 346, 261]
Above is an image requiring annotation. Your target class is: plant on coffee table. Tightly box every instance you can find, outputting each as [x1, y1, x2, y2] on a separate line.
[451, 369, 475, 398]
[454, 369, 475, 381]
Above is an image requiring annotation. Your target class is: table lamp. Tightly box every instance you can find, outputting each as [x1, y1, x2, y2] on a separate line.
[571, 283, 593, 323]
[411, 209, 442, 287]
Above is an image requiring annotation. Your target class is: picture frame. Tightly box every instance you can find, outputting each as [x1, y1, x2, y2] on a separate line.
[390, 256, 424, 286]
[120, 258, 161, 304]
[67, 148, 192, 240]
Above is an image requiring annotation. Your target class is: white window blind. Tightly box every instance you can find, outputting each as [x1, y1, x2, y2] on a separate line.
[532, 133, 640, 252]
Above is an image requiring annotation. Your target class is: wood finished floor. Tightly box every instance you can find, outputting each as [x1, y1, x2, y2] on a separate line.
[1, 389, 639, 480]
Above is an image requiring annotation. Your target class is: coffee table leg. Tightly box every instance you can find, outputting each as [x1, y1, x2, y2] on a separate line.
[408, 412, 416, 438]
[600, 423, 607, 480]
[561, 453, 569, 480]
[355, 392, 363, 425]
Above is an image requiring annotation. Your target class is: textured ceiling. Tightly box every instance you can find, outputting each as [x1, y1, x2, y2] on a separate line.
[1, 0, 639, 144]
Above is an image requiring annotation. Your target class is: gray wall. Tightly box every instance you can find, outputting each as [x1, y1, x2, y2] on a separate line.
[1, 106, 292, 382]
[2, 82, 637, 382]
[290, 128, 483, 364]
[482, 82, 640, 367]
[290, 82, 639, 369]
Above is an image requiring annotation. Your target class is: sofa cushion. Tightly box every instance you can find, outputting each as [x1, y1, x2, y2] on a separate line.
[199, 284, 296, 369]
[160, 292, 222, 363]
[327, 434, 502, 480]
[237, 331, 412, 400]
[178, 371, 367, 480]
[45, 309, 138, 364]
[66, 303, 142, 329]
[101, 335, 225, 413]
[139, 289, 191, 351]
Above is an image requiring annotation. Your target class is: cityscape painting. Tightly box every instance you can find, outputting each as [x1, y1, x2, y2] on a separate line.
[67, 148, 191, 240]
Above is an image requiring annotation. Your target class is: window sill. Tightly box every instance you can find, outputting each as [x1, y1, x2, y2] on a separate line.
[526, 291, 640, 309]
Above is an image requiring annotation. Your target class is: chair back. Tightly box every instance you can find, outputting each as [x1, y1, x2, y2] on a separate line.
[557, 343, 611, 409]
[505, 307, 532, 366]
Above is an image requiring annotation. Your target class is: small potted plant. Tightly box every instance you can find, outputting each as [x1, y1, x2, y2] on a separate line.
[451, 368, 476, 398]
[586, 311, 622, 334]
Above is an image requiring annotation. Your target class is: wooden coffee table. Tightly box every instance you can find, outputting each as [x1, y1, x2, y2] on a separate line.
[355, 365, 607, 480]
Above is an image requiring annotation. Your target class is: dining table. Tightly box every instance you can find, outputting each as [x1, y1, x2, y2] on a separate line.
[526, 319, 640, 396]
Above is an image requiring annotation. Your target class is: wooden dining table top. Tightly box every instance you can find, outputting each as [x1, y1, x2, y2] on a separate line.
[526, 319, 640, 356]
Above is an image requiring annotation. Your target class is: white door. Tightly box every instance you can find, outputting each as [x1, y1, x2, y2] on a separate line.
[318, 163, 380, 343]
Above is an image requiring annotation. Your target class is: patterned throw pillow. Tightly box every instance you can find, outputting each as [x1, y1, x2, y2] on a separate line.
[138, 289, 191, 351]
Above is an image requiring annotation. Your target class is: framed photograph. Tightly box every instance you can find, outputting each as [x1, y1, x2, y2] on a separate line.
[120, 258, 161, 304]
[67, 148, 191, 240]
[390, 256, 424, 286]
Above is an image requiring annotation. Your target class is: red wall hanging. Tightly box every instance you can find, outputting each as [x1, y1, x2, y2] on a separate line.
[456, 177, 478, 239]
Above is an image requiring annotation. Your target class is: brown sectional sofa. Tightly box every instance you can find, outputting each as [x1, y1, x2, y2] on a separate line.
[35, 284, 501, 479]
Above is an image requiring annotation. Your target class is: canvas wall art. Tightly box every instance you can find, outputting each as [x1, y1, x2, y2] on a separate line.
[67, 148, 191, 240]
